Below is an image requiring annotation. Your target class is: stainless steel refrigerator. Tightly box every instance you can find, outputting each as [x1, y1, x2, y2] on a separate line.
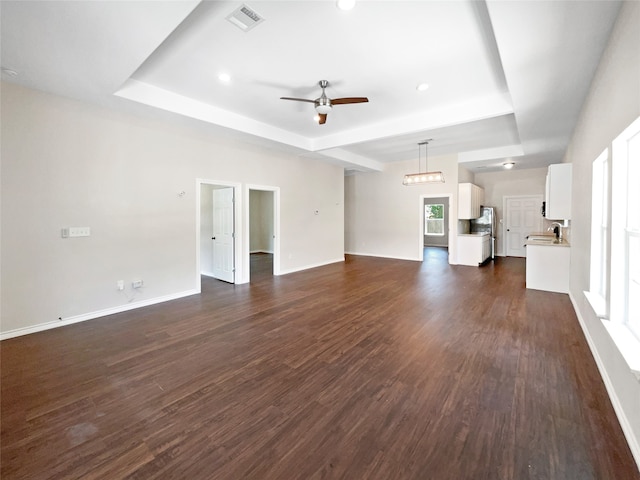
[470, 206, 497, 259]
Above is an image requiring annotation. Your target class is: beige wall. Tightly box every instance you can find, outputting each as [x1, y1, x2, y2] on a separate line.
[345, 155, 460, 262]
[458, 165, 475, 183]
[1, 82, 344, 336]
[562, 0, 640, 465]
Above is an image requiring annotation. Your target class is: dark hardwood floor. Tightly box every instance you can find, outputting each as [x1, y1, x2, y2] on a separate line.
[2, 250, 638, 479]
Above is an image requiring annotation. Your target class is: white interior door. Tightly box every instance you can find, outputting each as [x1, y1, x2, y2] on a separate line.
[212, 187, 235, 283]
[505, 196, 542, 257]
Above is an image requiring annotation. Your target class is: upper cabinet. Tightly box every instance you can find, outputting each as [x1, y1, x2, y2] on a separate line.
[458, 183, 485, 219]
[545, 164, 572, 220]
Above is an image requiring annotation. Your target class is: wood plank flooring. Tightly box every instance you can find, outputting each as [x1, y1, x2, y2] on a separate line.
[2, 250, 638, 479]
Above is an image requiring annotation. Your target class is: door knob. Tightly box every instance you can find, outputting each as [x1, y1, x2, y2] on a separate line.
[212, 237, 216, 240]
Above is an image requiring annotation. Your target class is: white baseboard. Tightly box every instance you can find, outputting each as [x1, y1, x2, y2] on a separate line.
[569, 292, 640, 471]
[0, 289, 200, 341]
[344, 251, 420, 262]
[200, 270, 215, 278]
[278, 257, 344, 275]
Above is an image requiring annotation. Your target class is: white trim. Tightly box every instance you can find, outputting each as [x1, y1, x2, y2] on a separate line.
[278, 257, 345, 275]
[584, 290, 608, 319]
[569, 293, 640, 471]
[0, 289, 199, 341]
[601, 320, 640, 380]
[344, 251, 420, 262]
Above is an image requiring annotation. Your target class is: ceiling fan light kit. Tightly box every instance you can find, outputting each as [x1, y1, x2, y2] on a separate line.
[403, 140, 445, 185]
[336, 0, 356, 11]
[315, 100, 332, 114]
[280, 79, 368, 125]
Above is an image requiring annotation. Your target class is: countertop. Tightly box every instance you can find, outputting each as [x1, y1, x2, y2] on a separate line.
[525, 234, 570, 247]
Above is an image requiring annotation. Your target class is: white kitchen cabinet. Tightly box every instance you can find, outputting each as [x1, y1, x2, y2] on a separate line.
[458, 183, 485, 219]
[526, 244, 570, 293]
[545, 163, 572, 220]
[457, 233, 491, 266]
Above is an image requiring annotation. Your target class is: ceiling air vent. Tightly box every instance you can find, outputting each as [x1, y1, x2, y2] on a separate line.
[226, 4, 265, 32]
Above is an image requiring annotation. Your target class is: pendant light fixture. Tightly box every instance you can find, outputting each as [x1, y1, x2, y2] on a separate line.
[403, 140, 444, 185]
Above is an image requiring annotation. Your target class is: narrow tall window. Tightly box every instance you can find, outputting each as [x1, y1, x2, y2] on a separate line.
[611, 116, 640, 340]
[424, 204, 444, 236]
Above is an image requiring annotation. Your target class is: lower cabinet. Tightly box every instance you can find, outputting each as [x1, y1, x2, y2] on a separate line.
[526, 245, 570, 293]
[457, 234, 491, 266]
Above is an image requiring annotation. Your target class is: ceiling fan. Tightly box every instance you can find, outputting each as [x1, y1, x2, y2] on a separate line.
[280, 80, 368, 125]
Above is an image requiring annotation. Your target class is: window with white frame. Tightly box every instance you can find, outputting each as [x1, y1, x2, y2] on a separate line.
[611, 116, 640, 342]
[424, 204, 444, 236]
[587, 149, 609, 317]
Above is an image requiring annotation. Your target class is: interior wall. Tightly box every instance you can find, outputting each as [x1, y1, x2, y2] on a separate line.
[345, 155, 460, 262]
[458, 165, 475, 183]
[0, 82, 345, 336]
[474, 167, 547, 256]
[562, 0, 640, 466]
[249, 190, 274, 253]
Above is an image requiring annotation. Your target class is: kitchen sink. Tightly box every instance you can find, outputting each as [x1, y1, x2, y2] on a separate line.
[528, 236, 556, 243]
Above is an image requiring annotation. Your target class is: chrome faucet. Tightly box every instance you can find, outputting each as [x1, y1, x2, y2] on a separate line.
[548, 222, 563, 240]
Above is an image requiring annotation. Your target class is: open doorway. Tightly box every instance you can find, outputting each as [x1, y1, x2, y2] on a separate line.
[247, 186, 280, 282]
[197, 180, 241, 288]
[424, 197, 449, 247]
[419, 194, 453, 262]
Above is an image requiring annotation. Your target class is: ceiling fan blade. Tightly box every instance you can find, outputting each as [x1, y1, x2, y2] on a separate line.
[318, 113, 327, 125]
[331, 97, 369, 105]
[280, 97, 316, 103]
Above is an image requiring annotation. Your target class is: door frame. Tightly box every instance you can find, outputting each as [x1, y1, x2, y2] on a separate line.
[196, 179, 242, 290]
[245, 184, 281, 283]
[418, 193, 454, 262]
[502, 194, 543, 257]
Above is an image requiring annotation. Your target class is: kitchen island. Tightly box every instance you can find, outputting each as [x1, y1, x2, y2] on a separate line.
[525, 235, 571, 293]
[457, 232, 491, 266]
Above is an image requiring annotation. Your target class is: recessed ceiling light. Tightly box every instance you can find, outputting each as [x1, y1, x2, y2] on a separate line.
[337, 0, 355, 11]
[503, 162, 515, 169]
[416, 83, 429, 91]
[218, 73, 231, 83]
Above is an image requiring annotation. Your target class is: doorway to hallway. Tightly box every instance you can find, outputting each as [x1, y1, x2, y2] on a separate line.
[248, 186, 279, 282]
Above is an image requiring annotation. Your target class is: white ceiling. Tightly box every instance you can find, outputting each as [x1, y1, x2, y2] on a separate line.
[0, 0, 622, 174]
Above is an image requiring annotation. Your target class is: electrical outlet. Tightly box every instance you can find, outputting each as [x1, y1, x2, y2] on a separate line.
[69, 227, 91, 237]
[62, 227, 91, 238]
[117, 280, 124, 291]
[132, 280, 143, 289]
